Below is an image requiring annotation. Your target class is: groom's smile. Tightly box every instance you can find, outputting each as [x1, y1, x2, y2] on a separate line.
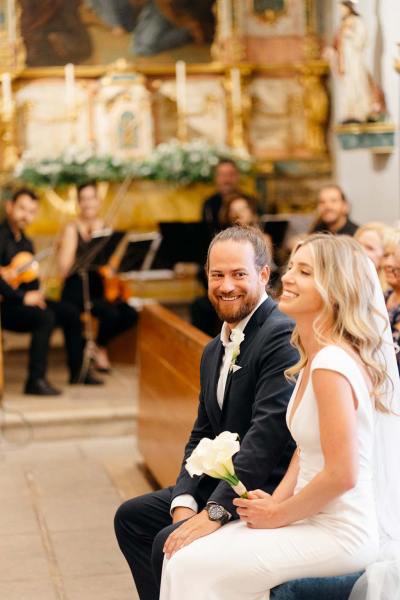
[207, 239, 270, 327]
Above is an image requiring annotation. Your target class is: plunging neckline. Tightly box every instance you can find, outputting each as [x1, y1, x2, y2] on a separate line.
[287, 369, 309, 431]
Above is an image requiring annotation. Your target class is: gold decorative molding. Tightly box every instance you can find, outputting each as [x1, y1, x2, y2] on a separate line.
[0, 0, 25, 75]
[297, 62, 329, 156]
[0, 106, 19, 171]
[16, 59, 330, 81]
[252, 1, 288, 25]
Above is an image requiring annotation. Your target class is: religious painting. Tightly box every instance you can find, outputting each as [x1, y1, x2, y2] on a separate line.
[253, 0, 287, 24]
[18, 0, 216, 68]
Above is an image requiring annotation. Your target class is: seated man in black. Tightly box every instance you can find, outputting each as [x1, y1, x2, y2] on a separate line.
[309, 184, 359, 236]
[0, 188, 101, 395]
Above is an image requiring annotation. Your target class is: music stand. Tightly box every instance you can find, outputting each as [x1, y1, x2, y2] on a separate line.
[260, 218, 289, 249]
[118, 232, 162, 273]
[153, 222, 211, 269]
[69, 229, 125, 382]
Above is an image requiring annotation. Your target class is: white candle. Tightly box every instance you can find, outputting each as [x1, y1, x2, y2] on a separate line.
[6, 0, 16, 46]
[1, 72, 13, 116]
[231, 68, 242, 112]
[64, 63, 76, 109]
[220, 0, 233, 39]
[175, 60, 187, 116]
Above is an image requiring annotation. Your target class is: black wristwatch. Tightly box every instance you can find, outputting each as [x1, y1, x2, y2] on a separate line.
[205, 502, 231, 525]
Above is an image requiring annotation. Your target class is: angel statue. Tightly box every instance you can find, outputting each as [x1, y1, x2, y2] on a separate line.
[328, 1, 386, 123]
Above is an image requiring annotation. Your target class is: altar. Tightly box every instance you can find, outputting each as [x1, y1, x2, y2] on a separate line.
[0, 0, 332, 233]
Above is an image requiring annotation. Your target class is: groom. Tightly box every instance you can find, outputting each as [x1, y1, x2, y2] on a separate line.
[114, 226, 298, 599]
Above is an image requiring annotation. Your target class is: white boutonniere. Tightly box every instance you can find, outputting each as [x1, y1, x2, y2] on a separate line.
[228, 328, 245, 372]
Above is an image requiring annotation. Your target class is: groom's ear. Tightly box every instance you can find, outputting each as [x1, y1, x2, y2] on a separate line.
[259, 265, 270, 286]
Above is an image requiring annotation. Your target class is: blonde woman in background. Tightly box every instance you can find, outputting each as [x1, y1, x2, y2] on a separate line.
[354, 222, 388, 270]
[382, 232, 400, 374]
[354, 222, 395, 290]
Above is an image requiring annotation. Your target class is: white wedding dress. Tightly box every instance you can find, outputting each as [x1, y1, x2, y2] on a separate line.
[160, 345, 380, 600]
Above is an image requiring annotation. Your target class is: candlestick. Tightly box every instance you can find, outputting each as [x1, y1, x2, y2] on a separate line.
[175, 60, 187, 116]
[64, 63, 76, 109]
[220, 0, 233, 39]
[230, 68, 242, 112]
[1, 72, 13, 117]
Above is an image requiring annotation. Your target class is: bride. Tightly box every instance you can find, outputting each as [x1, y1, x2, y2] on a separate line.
[160, 234, 400, 600]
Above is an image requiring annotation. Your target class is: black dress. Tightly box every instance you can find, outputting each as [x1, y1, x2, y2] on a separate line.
[61, 229, 138, 347]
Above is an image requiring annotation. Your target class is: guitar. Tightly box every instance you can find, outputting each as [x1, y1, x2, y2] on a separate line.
[0, 248, 53, 289]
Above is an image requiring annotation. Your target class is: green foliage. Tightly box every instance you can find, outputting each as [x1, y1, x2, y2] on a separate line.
[15, 141, 252, 188]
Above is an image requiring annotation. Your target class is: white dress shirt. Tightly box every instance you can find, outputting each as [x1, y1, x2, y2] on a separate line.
[171, 292, 268, 515]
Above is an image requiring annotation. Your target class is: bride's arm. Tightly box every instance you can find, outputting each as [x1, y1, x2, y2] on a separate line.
[234, 368, 358, 528]
[271, 449, 299, 503]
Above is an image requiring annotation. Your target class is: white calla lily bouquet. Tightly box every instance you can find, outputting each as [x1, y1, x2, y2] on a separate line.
[185, 431, 248, 498]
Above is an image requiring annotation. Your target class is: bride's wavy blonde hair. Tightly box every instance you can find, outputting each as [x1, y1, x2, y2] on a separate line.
[285, 234, 390, 411]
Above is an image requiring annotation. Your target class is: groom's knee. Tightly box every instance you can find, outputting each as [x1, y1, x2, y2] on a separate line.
[151, 522, 182, 588]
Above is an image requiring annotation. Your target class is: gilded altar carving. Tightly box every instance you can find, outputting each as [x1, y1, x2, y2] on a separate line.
[298, 64, 329, 155]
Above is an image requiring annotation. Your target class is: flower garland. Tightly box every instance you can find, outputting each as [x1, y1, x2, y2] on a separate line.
[15, 140, 252, 188]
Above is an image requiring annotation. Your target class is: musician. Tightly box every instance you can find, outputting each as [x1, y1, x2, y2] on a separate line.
[58, 181, 138, 372]
[0, 188, 102, 396]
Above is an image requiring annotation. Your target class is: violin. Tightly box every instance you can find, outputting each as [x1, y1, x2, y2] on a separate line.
[98, 233, 132, 303]
[98, 264, 131, 303]
[0, 248, 52, 289]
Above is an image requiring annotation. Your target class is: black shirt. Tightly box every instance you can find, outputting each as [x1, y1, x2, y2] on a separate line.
[310, 218, 359, 237]
[0, 220, 39, 303]
[202, 192, 224, 238]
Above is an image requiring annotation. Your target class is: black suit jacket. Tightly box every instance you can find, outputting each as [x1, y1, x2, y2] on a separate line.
[172, 297, 298, 516]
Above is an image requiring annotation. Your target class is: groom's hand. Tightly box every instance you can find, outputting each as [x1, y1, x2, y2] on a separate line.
[172, 507, 196, 524]
[164, 510, 220, 558]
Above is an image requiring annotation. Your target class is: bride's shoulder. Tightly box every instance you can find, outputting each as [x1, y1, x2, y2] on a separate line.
[311, 344, 361, 372]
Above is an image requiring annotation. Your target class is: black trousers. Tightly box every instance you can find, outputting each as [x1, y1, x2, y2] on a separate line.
[114, 487, 188, 600]
[91, 298, 138, 347]
[1, 299, 85, 382]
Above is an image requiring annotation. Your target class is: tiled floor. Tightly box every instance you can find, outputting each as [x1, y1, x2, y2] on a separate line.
[0, 436, 152, 600]
[0, 346, 153, 599]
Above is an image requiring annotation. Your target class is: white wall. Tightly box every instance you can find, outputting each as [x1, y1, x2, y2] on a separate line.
[329, 0, 400, 225]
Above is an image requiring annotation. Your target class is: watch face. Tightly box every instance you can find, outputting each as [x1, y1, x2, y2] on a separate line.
[208, 504, 224, 521]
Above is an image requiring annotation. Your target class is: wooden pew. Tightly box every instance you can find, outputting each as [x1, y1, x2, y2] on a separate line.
[138, 304, 210, 487]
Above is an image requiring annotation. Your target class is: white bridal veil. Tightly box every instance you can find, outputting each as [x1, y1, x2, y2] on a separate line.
[349, 261, 400, 600]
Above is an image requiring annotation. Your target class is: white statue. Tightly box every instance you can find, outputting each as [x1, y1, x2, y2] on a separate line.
[330, 1, 385, 123]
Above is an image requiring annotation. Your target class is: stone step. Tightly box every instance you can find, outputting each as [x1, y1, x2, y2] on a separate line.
[1, 403, 137, 441]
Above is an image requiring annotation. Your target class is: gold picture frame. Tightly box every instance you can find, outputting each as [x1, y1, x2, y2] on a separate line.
[253, 0, 288, 25]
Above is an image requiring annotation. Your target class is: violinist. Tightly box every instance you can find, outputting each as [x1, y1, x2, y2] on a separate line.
[58, 181, 138, 372]
[0, 188, 102, 395]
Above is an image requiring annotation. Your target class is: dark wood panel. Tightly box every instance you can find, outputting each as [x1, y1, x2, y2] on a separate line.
[138, 304, 210, 487]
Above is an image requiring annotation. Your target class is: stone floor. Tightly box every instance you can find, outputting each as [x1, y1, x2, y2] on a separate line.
[2, 343, 137, 441]
[0, 345, 153, 599]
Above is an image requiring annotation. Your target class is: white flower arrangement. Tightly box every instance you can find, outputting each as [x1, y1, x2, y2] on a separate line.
[14, 140, 252, 188]
[186, 431, 248, 498]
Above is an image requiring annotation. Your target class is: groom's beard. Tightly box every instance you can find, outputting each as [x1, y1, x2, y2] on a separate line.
[208, 290, 260, 324]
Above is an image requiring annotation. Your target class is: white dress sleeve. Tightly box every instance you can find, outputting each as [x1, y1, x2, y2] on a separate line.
[310, 345, 367, 409]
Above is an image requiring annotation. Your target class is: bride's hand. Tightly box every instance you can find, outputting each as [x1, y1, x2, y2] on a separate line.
[233, 490, 282, 529]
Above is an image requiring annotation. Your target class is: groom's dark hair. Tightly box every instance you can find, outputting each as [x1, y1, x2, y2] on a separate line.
[205, 225, 271, 273]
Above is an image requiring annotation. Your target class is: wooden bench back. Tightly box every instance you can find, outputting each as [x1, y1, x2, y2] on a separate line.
[138, 304, 210, 487]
